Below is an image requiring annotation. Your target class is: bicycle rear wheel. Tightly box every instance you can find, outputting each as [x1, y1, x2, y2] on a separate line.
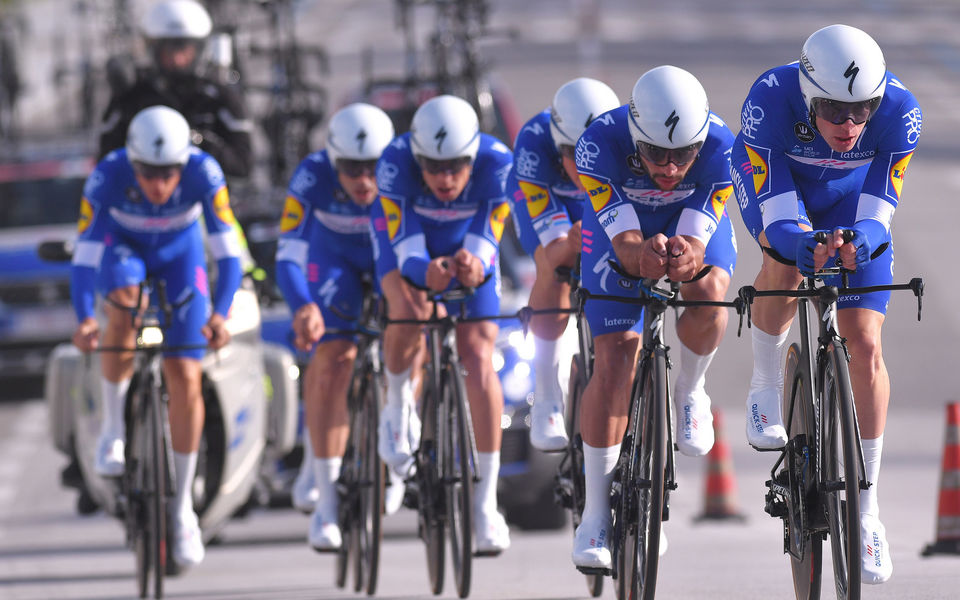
[443, 363, 473, 598]
[419, 380, 445, 595]
[783, 343, 823, 600]
[567, 354, 603, 598]
[355, 373, 384, 595]
[822, 341, 861, 600]
[617, 350, 666, 600]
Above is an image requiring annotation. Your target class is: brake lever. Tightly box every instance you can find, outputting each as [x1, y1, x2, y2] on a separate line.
[910, 277, 924, 321]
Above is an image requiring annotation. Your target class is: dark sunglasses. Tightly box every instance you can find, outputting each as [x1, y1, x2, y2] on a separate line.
[810, 97, 882, 125]
[132, 161, 182, 181]
[557, 144, 576, 160]
[417, 155, 472, 175]
[635, 141, 702, 167]
[336, 158, 378, 178]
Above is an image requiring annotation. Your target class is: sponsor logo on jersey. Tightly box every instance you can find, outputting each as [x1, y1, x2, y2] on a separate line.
[794, 122, 816, 142]
[580, 174, 611, 211]
[279, 196, 305, 233]
[515, 147, 541, 179]
[488, 202, 511, 242]
[381, 196, 402, 240]
[78, 198, 93, 233]
[708, 183, 733, 220]
[626, 153, 646, 176]
[888, 151, 913, 200]
[743, 144, 770, 196]
[212, 187, 235, 225]
[518, 181, 549, 218]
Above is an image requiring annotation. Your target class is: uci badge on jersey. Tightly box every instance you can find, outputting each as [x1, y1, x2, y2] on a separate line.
[707, 183, 733, 221]
[743, 143, 771, 197]
[280, 196, 305, 233]
[212, 188, 236, 225]
[488, 203, 511, 242]
[78, 198, 93, 233]
[380, 196, 402, 241]
[888, 150, 914, 200]
[518, 181, 549, 218]
[579, 174, 612, 212]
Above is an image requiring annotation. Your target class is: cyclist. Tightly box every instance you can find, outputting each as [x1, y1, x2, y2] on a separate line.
[731, 24, 921, 583]
[372, 95, 514, 554]
[506, 77, 620, 452]
[70, 105, 243, 568]
[274, 102, 402, 551]
[98, 0, 252, 178]
[571, 66, 737, 570]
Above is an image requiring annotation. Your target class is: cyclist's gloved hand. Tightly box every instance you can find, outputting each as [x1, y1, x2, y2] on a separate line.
[793, 230, 821, 275]
[847, 227, 874, 269]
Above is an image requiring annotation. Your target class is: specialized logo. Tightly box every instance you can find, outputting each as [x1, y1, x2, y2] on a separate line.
[380, 196, 402, 240]
[843, 61, 859, 95]
[488, 202, 511, 242]
[794, 122, 816, 143]
[434, 126, 447, 153]
[708, 183, 733, 220]
[743, 144, 770, 196]
[518, 181, 549, 218]
[78, 198, 93, 233]
[888, 151, 913, 199]
[279, 196, 305, 233]
[152, 135, 165, 160]
[579, 174, 611, 211]
[212, 187, 235, 225]
[355, 128, 367, 154]
[664, 110, 679, 143]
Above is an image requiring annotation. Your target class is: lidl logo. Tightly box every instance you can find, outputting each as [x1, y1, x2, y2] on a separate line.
[889, 151, 913, 200]
[489, 202, 511, 242]
[381, 196, 402, 240]
[710, 184, 733, 221]
[279, 196, 305, 233]
[213, 187, 236, 225]
[744, 145, 769, 195]
[579, 174, 611, 211]
[78, 198, 93, 233]
[518, 181, 549, 218]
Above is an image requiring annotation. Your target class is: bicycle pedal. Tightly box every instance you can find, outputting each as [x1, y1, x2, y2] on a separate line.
[474, 549, 502, 558]
[576, 565, 611, 576]
[310, 545, 341, 555]
[749, 443, 785, 452]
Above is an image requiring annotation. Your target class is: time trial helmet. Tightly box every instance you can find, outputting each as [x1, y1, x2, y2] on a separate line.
[628, 65, 710, 152]
[410, 95, 480, 163]
[549, 77, 620, 151]
[326, 103, 395, 164]
[799, 24, 886, 126]
[126, 105, 192, 166]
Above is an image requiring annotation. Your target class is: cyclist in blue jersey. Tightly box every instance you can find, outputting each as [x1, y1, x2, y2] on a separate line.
[506, 78, 620, 452]
[372, 95, 514, 554]
[571, 66, 738, 570]
[731, 24, 921, 584]
[71, 106, 244, 568]
[274, 103, 400, 551]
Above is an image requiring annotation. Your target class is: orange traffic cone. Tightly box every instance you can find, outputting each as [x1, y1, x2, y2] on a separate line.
[922, 402, 960, 556]
[694, 408, 745, 522]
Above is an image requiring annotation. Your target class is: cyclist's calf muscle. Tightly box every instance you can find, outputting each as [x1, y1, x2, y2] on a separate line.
[580, 331, 641, 448]
[164, 357, 205, 454]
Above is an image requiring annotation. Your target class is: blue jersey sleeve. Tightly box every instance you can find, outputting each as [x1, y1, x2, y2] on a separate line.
[274, 156, 319, 312]
[462, 141, 513, 275]
[70, 162, 113, 322]
[377, 136, 432, 287]
[195, 155, 242, 317]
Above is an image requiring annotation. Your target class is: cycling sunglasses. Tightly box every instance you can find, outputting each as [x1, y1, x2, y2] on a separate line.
[557, 144, 576, 160]
[336, 158, 378, 178]
[635, 141, 702, 167]
[417, 155, 472, 175]
[810, 97, 882, 125]
[132, 161, 183, 181]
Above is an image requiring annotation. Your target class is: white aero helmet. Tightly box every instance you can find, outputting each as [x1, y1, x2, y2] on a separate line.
[549, 77, 620, 149]
[141, 0, 212, 40]
[798, 24, 886, 119]
[326, 103, 395, 164]
[410, 95, 480, 162]
[126, 105, 192, 165]
[628, 65, 710, 150]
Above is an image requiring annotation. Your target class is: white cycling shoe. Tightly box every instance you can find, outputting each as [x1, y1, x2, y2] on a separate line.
[474, 506, 511, 555]
[675, 385, 714, 457]
[309, 507, 342, 552]
[745, 386, 787, 450]
[94, 432, 125, 478]
[530, 399, 568, 452]
[572, 516, 612, 570]
[291, 459, 318, 514]
[172, 511, 205, 568]
[378, 403, 420, 469]
[861, 514, 893, 584]
[384, 467, 406, 516]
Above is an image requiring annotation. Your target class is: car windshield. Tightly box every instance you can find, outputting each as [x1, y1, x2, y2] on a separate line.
[0, 176, 85, 229]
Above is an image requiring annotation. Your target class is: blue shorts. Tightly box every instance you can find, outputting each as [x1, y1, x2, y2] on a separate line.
[98, 223, 209, 359]
[581, 206, 738, 337]
[306, 246, 379, 343]
[737, 172, 893, 314]
[506, 171, 584, 257]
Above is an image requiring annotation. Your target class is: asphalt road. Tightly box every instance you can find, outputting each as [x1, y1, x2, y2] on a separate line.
[4, 1, 960, 599]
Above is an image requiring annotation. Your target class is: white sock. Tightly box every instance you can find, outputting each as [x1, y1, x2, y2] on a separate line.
[385, 366, 414, 409]
[475, 452, 500, 514]
[312, 456, 342, 521]
[582, 442, 620, 526]
[173, 451, 198, 521]
[533, 334, 562, 405]
[860, 435, 883, 517]
[750, 328, 791, 391]
[299, 431, 314, 478]
[676, 343, 716, 392]
[100, 377, 131, 439]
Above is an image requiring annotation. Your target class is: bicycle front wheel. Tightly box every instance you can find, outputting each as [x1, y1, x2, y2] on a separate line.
[443, 362, 474, 599]
[783, 343, 823, 600]
[822, 340, 861, 600]
[355, 373, 384, 595]
[146, 381, 167, 598]
[617, 350, 666, 600]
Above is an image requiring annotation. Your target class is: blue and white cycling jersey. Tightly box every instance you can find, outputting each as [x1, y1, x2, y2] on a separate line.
[70, 148, 243, 357]
[730, 62, 921, 313]
[575, 104, 737, 337]
[274, 150, 382, 339]
[506, 110, 585, 256]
